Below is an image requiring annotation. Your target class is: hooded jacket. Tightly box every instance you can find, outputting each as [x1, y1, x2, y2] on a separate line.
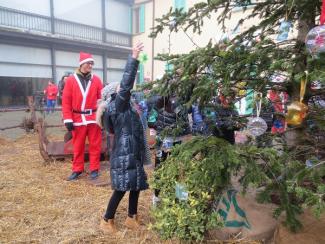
[104, 56, 148, 191]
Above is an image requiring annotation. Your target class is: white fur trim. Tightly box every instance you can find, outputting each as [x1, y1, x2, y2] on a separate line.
[73, 74, 93, 125]
[63, 119, 73, 123]
[79, 58, 94, 66]
[73, 121, 97, 126]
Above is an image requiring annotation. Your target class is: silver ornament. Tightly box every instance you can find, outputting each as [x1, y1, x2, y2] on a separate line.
[247, 117, 268, 137]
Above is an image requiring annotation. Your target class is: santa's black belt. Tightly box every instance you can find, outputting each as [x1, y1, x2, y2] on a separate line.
[73, 109, 97, 115]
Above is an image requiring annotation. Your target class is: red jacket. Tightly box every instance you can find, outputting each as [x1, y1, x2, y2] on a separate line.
[62, 73, 103, 126]
[44, 84, 58, 100]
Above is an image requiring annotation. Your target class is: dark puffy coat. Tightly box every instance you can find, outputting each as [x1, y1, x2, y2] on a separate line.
[104, 56, 148, 191]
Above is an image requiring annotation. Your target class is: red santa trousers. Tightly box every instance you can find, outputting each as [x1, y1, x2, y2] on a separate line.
[71, 123, 101, 172]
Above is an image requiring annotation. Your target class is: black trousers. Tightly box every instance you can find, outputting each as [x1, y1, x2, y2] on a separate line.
[104, 190, 140, 220]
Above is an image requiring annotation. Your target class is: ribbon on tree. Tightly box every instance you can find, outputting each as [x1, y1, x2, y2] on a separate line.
[300, 71, 308, 103]
[321, 0, 325, 25]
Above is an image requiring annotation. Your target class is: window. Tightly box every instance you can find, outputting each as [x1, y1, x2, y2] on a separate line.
[106, 0, 131, 33]
[174, 0, 186, 11]
[133, 4, 145, 34]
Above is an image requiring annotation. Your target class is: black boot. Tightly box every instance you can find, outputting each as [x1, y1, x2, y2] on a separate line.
[67, 171, 82, 181]
[90, 170, 99, 180]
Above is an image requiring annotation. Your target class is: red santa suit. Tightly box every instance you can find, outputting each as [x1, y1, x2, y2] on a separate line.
[62, 65, 103, 173]
[44, 83, 58, 100]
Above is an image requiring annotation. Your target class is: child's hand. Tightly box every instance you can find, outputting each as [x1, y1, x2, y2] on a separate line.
[132, 43, 144, 59]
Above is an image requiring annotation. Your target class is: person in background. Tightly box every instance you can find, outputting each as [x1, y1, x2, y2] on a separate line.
[189, 102, 207, 135]
[58, 74, 69, 105]
[148, 94, 190, 205]
[213, 94, 240, 145]
[44, 80, 58, 114]
[98, 43, 149, 234]
[62, 52, 103, 181]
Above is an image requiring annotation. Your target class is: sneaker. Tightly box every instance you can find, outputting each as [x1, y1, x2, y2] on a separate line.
[90, 170, 99, 180]
[67, 171, 82, 181]
[152, 195, 160, 206]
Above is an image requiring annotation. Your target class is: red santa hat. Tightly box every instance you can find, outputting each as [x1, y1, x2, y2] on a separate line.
[79, 52, 94, 66]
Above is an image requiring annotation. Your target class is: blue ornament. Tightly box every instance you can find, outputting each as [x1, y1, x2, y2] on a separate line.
[277, 21, 291, 42]
[273, 119, 284, 129]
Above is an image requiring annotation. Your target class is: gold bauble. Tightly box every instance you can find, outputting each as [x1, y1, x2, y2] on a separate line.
[286, 101, 308, 125]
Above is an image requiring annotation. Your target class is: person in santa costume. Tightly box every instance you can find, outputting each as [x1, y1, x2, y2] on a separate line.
[44, 80, 58, 114]
[62, 52, 103, 181]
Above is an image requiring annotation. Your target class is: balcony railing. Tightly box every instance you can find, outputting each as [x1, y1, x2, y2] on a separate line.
[0, 7, 51, 33]
[55, 19, 103, 42]
[0, 6, 131, 47]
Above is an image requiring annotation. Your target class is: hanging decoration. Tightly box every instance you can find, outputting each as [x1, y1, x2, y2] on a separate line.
[237, 81, 247, 96]
[162, 137, 174, 152]
[305, 25, 325, 55]
[305, 0, 325, 55]
[310, 80, 323, 90]
[308, 95, 325, 109]
[268, 90, 288, 113]
[235, 131, 249, 144]
[286, 73, 308, 125]
[270, 72, 288, 83]
[235, 89, 254, 116]
[246, 92, 268, 137]
[286, 102, 308, 125]
[271, 115, 286, 134]
[277, 21, 292, 42]
[138, 52, 148, 64]
[175, 182, 188, 201]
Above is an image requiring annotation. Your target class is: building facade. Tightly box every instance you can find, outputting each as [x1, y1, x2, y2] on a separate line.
[0, 0, 133, 106]
[133, 0, 263, 83]
[0, 0, 286, 106]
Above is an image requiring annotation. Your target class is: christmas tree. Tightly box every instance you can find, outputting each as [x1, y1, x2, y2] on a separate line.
[147, 0, 325, 240]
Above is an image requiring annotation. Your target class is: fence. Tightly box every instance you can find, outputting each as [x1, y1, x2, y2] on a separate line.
[0, 6, 131, 47]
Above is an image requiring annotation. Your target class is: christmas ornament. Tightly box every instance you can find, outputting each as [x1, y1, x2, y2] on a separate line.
[277, 21, 291, 42]
[270, 72, 288, 83]
[306, 0, 325, 55]
[235, 89, 254, 115]
[305, 25, 325, 55]
[286, 74, 308, 125]
[305, 159, 313, 168]
[286, 102, 308, 125]
[162, 137, 174, 152]
[247, 117, 268, 137]
[247, 93, 268, 136]
[237, 81, 247, 96]
[308, 95, 325, 109]
[271, 116, 286, 134]
[288, 102, 310, 126]
[138, 52, 148, 64]
[274, 119, 284, 129]
[175, 182, 188, 201]
[268, 90, 288, 113]
[310, 80, 323, 90]
[235, 131, 249, 144]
